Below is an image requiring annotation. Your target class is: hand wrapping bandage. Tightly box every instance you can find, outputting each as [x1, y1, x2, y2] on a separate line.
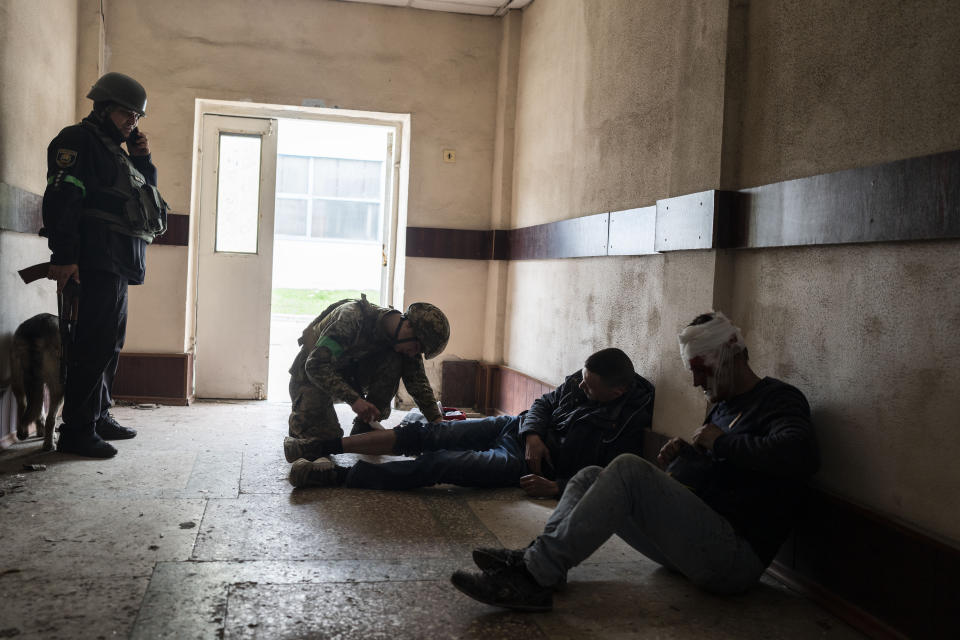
[678, 312, 745, 369]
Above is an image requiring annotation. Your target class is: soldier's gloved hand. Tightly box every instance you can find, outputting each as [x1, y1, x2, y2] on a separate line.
[351, 397, 380, 423]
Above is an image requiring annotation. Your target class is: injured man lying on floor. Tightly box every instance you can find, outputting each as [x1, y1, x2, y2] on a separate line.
[283, 348, 654, 496]
[450, 312, 820, 612]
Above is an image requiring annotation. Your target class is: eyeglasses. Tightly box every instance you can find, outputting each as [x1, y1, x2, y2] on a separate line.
[114, 107, 142, 123]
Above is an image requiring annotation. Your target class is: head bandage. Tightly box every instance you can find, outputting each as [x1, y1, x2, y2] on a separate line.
[678, 312, 745, 369]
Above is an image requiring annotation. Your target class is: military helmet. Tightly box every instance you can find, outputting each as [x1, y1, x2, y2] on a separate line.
[87, 72, 148, 116]
[404, 302, 450, 359]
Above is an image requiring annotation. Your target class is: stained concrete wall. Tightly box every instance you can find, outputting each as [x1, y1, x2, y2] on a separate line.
[506, 0, 730, 425]
[505, 0, 960, 546]
[0, 0, 78, 377]
[727, 0, 960, 543]
[95, 0, 500, 359]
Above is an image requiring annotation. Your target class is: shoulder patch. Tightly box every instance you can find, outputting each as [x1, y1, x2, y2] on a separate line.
[315, 335, 344, 359]
[56, 149, 78, 168]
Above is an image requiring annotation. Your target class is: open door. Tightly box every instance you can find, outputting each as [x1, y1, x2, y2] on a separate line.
[195, 115, 278, 399]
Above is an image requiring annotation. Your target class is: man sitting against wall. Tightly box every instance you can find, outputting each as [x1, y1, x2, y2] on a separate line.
[450, 312, 819, 612]
[283, 348, 654, 495]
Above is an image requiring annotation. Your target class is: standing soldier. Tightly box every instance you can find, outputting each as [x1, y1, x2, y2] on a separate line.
[42, 72, 167, 458]
[285, 295, 450, 453]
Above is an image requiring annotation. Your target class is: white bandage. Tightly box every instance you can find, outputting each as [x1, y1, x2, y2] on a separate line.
[678, 312, 745, 369]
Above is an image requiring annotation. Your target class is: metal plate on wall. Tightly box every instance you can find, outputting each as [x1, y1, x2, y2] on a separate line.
[655, 190, 718, 252]
[607, 206, 657, 255]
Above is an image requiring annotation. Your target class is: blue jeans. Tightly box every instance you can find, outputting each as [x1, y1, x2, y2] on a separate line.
[344, 415, 526, 490]
[524, 454, 765, 594]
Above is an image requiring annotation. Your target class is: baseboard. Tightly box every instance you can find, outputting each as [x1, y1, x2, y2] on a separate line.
[113, 352, 192, 405]
[766, 562, 908, 640]
[477, 360, 960, 640]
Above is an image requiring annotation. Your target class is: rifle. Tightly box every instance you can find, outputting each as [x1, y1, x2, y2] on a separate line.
[18, 262, 80, 383]
[58, 279, 81, 384]
[18, 262, 50, 284]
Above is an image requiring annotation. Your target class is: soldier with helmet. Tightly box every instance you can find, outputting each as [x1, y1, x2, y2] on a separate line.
[42, 71, 168, 458]
[286, 295, 450, 449]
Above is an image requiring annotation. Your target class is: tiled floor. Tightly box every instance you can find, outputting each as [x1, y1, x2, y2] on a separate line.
[0, 401, 864, 639]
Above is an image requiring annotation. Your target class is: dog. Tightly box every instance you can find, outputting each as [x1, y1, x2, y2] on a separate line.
[7, 313, 63, 451]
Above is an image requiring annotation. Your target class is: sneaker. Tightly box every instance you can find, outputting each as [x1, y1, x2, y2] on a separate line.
[473, 546, 567, 590]
[57, 429, 118, 458]
[288, 457, 341, 488]
[472, 547, 527, 573]
[95, 414, 137, 440]
[450, 566, 552, 612]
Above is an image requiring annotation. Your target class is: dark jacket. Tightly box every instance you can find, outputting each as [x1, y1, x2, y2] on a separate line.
[668, 377, 819, 566]
[518, 370, 655, 492]
[41, 111, 157, 284]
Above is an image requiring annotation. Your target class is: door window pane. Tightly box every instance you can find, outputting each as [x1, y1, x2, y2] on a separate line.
[275, 198, 307, 236]
[215, 133, 261, 253]
[277, 155, 309, 194]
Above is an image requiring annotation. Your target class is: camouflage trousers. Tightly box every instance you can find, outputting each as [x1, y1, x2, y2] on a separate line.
[287, 349, 403, 440]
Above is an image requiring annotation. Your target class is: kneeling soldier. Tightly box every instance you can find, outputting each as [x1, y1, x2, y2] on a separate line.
[287, 296, 450, 448]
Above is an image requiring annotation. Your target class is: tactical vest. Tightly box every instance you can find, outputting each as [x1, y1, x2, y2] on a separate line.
[298, 295, 376, 349]
[81, 121, 168, 243]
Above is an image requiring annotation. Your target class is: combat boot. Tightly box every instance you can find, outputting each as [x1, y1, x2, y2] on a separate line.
[288, 457, 343, 488]
[96, 413, 137, 440]
[57, 425, 118, 458]
[283, 437, 331, 463]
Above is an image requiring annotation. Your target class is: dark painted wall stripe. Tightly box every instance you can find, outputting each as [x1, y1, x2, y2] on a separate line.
[729, 149, 960, 248]
[0, 181, 43, 234]
[153, 213, 189, 246]
[406, 148, 960, 260]
[0, 181, 189, 247]
[405, 227, 492, 259]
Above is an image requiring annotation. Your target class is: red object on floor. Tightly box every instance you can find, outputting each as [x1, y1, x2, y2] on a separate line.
[442, 407, 467, 421]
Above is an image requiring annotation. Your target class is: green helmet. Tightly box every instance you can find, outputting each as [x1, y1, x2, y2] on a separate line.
[87, 72, 147, 116]
[404, 302, 450, 359]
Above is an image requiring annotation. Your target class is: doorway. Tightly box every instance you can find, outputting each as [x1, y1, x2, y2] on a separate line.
[191, 100, 410, 401]
[267, 119, 394, 400]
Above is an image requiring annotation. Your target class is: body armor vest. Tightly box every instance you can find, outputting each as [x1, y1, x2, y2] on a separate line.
[81, 121, 168, 243]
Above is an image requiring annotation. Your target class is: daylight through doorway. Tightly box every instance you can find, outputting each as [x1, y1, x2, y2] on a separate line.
[267, 119, 392, 400]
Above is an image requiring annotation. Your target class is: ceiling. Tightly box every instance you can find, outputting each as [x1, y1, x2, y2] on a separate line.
[338, 0, 534, 17]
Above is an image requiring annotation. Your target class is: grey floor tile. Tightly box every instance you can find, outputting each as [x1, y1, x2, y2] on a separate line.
[0, 574, 149, 639]
[223, 581, 547, 640]
[192, 492, 472, 562]
[0, 497, 205, 578]
[132, 559, 466, 640]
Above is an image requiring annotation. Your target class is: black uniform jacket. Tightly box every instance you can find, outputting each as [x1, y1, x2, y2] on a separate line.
[41, 112, 157, 284]
[518, 370, 655, 492]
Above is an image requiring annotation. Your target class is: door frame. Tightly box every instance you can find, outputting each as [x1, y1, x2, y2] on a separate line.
[186, 99, 411, 394]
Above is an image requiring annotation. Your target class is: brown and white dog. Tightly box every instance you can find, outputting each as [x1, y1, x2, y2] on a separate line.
[7, 313, 63, 451]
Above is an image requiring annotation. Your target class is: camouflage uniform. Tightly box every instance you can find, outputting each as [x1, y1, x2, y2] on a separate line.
[288, 297, 442, 439]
